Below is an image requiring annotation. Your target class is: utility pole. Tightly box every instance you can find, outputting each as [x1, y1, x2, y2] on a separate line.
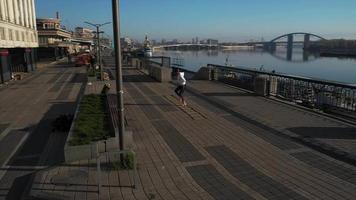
[96, 27, 102, 75]
[84, 21, 111, 80]
[112, 0, 125, 157]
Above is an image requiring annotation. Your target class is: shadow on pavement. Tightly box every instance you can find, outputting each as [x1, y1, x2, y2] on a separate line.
[0, 102, 77, 199]
[10, 102, 76, 167]
[123, 74, 156, 82]
[70, 73, 87, 84]
[202, 92, 258, 97]
[288, 127, 356, 139]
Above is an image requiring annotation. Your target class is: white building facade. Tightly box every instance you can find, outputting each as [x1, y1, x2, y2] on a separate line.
[0, 0, 38, 83]
[0, 0, 38, 48]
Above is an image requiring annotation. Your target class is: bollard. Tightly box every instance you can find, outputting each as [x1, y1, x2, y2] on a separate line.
[254, 75, 268, 96]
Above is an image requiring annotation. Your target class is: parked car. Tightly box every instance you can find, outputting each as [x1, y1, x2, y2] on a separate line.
[75, 53, 91, 67]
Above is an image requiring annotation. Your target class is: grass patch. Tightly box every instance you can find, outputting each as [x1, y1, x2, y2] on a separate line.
[69, 94, 113, 146]
[110, 153, 135, 170]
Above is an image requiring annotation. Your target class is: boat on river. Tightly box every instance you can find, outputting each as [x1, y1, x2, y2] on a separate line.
[143, 35, 153, 57]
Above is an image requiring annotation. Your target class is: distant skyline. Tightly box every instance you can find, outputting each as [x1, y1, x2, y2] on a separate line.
[35, 0, 356, 42]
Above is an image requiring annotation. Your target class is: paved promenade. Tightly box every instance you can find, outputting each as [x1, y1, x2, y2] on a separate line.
[27, 67, 356, 200]
[0, 60, 86, 199]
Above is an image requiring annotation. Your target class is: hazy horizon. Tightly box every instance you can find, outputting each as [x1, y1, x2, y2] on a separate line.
[35, 0, 356, 42]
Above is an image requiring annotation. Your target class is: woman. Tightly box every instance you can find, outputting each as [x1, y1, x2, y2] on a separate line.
[174, 69, 187, 106]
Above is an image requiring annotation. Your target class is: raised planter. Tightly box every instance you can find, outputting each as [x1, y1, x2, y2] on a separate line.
[64, 94, 118, 163]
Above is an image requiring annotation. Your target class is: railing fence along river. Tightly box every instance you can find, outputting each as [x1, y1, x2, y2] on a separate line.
[207, 64, 356, 117]
[132, 56, 356, 120]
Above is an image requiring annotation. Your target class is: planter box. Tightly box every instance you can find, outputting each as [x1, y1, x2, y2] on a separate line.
[64, 94, 117, 163]
[64, 136, 118, 163]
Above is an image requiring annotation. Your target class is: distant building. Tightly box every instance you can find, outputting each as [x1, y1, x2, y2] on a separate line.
[0, 0, 38, 83]
[120, 37, 133, 49]
[151, 39, 157, 46]
[200, 39, 219, 45]
[36, 14, 72, 61]
[70, 27, 96, 54]
[98, 37, 112, 48]
[74, 27, 94, 40]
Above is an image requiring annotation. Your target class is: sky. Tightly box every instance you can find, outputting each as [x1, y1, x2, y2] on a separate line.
[35, 0, 356, 42]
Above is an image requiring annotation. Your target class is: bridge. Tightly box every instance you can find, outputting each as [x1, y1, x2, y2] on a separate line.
[243, 32, 327, 61]
[266, 32, 326, 50]
[242, 32, 325, 47]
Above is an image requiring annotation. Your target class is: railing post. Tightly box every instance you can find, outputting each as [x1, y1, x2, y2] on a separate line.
[96, 143, 101, 195]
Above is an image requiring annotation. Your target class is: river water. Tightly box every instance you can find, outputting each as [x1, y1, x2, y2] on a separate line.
[153, 48, 356, 84]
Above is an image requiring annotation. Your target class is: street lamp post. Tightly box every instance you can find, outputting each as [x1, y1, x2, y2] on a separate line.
[84, 21, 111, 80]
[112, 0, 125, 158]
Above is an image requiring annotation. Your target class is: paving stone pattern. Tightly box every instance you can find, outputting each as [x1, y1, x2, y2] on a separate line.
[133, 82, 179, 113]
[0, 61, 85, 200]
[188, 80, 356, 161]
[56, 71, 84, 100]
[0, 124, 9, 137]
[21, 66, 356, 200]
[223, 115, 300, 150]
[0, 130, 26, 166]
[48, 73, 72, 92]
[187, 164, 254, 200]
[291, 151, 356, 185]
[46, 69, 66, 84]
[152, 120, 205, 162]
[19, 71, 43, 85]
[125, 82, 205, 163]
[206, 145, 309, 200]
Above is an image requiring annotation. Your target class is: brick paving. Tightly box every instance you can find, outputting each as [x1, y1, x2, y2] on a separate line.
[24, 67, 356, 200]
[0, 60, 86, 199]
[186, 81, 356, 160]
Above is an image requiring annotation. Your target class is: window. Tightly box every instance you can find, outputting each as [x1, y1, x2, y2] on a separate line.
[8, 29, 13, 40]
[15, 30, 19, 41]
[0, 27, 5, 40]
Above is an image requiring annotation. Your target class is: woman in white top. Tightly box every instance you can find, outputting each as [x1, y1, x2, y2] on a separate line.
[174, 69, 187, 106]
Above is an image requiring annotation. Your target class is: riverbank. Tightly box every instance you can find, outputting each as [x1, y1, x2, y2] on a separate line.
[319, 49, 356, 58]
[154, 49, 356, 84]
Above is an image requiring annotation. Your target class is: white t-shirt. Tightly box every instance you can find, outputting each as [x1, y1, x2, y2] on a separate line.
[177, 72, 186, 85]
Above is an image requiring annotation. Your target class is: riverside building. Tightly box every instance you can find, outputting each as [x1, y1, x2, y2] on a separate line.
[36, 13, 72, 61]
[0, 0, 38, 83]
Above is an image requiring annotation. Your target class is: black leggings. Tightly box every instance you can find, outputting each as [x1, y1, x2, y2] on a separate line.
[175, 85, 185, 97]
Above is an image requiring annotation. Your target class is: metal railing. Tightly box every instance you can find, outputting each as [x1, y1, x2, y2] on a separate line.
[171, 58, 185, 67]
[132, 56, 171, 74]
[148, 56, 171, 68]
[207, 64, 356, 114]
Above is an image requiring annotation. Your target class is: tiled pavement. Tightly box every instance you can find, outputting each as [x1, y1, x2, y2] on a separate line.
[26, 68, 356, 200]
[186, 81, 356, 160]
[0, 60, 86, 199]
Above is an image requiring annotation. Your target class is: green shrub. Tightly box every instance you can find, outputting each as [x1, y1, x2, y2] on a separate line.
[110, 153, 135, 170]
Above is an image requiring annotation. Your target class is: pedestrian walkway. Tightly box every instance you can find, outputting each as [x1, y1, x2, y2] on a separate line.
[0, 60, 86, 200]
[28, 68, 356, 200]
